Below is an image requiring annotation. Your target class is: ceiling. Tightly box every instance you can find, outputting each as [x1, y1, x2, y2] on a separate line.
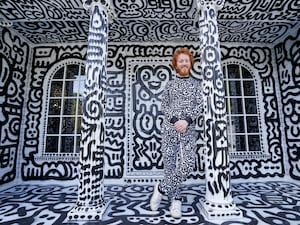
[0, 0, 299, 45]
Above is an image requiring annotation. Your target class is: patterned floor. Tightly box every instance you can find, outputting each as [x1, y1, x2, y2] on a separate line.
[0, 180, 299, 225]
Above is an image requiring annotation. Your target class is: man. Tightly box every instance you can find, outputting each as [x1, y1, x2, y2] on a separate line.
[150, 48, 203, 218]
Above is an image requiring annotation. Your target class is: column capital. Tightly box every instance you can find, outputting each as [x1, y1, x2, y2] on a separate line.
[197, 0, 225, 11]
[82, 0, 116, 19]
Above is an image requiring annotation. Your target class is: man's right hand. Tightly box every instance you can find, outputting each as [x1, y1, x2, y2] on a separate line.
[174, 120, 188, 133]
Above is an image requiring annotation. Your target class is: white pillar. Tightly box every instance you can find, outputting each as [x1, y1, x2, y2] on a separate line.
[197, 0, 242, 220]
[67, 0, 114, 221]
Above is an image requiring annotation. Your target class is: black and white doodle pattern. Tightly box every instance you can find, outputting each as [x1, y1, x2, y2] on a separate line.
[0, 15, 299, 189]
[0, 28, 29, 185]
[125, 58, 171, 180]
[275, 29, 300, 180]
[22, 47, 86, 182]
[0, 0, 298, 44]
[0, 181, 299, 225]
[198, 0, 240, 218]
[67, 3, 109, 220]
[104, 70, 126, 179]
[0, 22, 296, 187]
[0, 27, 283, 183]
[221, 44, 285, 178]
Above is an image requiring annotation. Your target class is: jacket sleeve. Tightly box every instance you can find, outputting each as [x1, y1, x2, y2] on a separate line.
[161, 81, 178, 124]
[184, 80, 203, 123]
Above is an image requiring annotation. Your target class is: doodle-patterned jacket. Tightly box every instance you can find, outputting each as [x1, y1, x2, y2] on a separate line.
[161, 76, 203, 130]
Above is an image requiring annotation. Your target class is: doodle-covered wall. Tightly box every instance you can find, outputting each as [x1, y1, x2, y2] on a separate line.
[1, 27, 299, 186]
[275, 29, 300, 180]
[21, 43, 205, 183]
[0, 28, 29, 185]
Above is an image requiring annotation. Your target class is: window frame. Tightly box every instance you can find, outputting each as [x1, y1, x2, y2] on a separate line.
[222, 62, 267, 159]
[36, 59, 85, 161]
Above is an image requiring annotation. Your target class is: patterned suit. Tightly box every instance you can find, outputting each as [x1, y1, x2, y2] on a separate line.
[159, 75, 203, 200]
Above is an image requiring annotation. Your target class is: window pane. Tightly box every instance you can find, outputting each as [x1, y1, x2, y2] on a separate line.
[78, 99, 83, 115]
[248, 135, 261, 151]
[225, 97, 229, 113]
[247, 116, 259, 133]
[49, 99, 61, 115]
[47, 117, 60, 133]
[50, 81, 63, 97]
[79, 76, 85, 96]
[53, 67, 64, 79]
[229, 80, 241, 96]
[224, 81, 228, 95]
[235, 135, 246, 151]
[62, 117, 75, 134]
[73, 76, 85, 96]
[227, 64, 240, 79]
[65, 81, 74, 97]
[61, 136, 74, 153]
[46, 136, 59, 152]
[231, 116, 245, 133]
[77, 117, 82, 134]
[245, 98, 257, 114]
[66, 65, 79, 79]
[63, 98, 76, 115]
[80, 65, 85, 75]
[243, 81, 255, 96]
[230, 135, 236, 151]
[227, 135, 234, 150]
[230, 98, 244, 114]
[242, 67, 252, 78]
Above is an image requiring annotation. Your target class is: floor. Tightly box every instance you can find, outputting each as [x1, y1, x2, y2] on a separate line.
[0, 180, 299, 225]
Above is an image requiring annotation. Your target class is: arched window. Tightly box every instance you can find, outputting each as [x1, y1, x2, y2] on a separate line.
[223, 64, 262, 152]
[44, 62, 85, 154]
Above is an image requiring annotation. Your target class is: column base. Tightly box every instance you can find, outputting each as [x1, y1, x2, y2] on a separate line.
[65, 200, 110, 222]
[199, 199, 242, 221]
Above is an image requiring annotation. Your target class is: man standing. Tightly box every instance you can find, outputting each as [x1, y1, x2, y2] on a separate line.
[150, 48, 203, 218]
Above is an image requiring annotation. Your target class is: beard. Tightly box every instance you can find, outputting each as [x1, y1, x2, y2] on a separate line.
[176, 66, 191, 77]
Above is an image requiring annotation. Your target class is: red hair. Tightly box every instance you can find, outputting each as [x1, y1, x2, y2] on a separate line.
[171, 48, 194, 69]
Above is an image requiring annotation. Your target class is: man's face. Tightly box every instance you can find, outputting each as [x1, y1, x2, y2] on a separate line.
[175, 53, 191, 77]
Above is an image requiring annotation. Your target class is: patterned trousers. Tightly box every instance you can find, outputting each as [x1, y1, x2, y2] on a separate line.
[159, 122, 197, 200]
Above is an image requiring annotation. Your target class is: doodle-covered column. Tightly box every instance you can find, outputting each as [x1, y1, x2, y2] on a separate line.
[67, 0, 113, 221]
[197, 0, 242, 220]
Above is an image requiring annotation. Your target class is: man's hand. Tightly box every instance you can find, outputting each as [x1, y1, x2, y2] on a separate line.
[174, 120, 188, 133]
